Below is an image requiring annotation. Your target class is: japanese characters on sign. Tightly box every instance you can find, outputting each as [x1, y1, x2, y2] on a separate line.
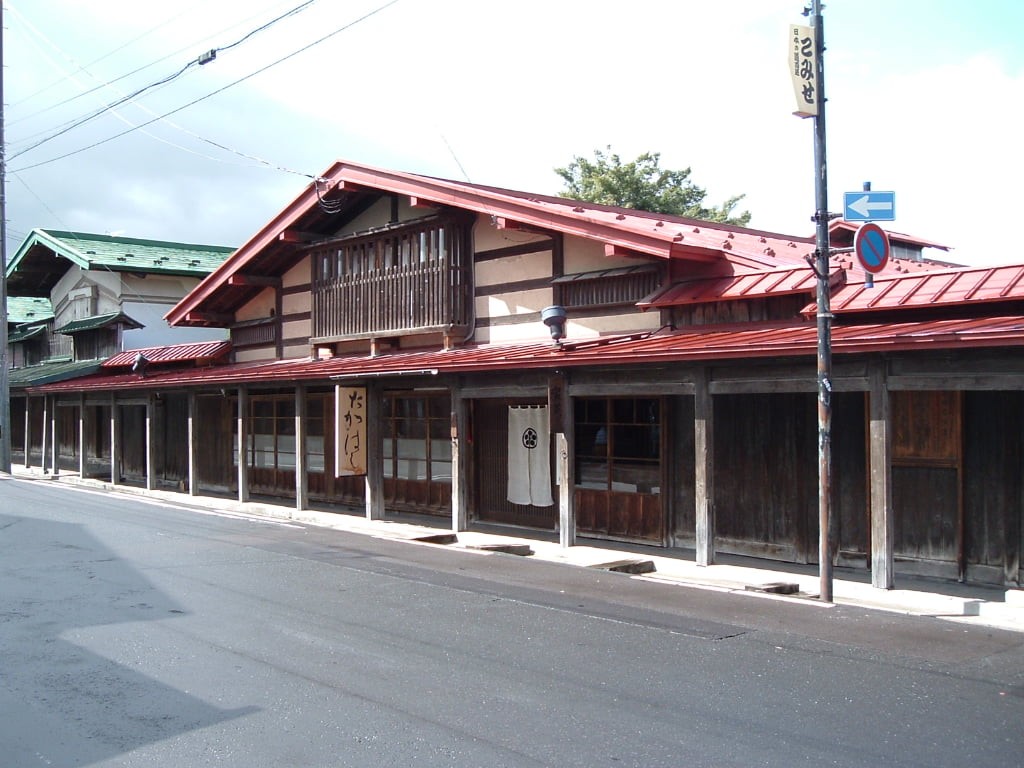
[789, 24, 818, 118]
[335, 385, 367, 476]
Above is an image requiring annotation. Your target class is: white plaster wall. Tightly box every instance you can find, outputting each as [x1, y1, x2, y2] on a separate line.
[472, 218, 549, 252]
[235, 287, 276, 322]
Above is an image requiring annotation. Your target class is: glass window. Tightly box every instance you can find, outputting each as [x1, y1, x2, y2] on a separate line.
[574, 397, 661, 495]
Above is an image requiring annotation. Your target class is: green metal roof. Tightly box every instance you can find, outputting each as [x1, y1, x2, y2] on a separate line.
[8, 324, 48, 344]
[6, 229, 236, 295]
[55, 311, 144, 334]
[9, 358, 104, 390]
[6, 296, 54, 324]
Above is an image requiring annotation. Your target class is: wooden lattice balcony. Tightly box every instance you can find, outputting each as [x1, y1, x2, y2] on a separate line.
[310, 215, 471, 341]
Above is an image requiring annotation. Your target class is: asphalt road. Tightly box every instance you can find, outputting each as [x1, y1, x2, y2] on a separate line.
[2, 475, 1022, 768]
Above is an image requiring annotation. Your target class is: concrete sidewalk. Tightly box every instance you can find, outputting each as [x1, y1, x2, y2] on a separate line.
[9, 467, 1024, 633]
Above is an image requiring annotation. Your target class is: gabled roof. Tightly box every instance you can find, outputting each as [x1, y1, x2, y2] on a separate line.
[7, 296, 54, 325]
[166, 159, 817, 327]
[55, 311, 143, 334]
[102, 340, 231, 369]
[7, 229, 235, 297]
[807, 263, 1024, 315]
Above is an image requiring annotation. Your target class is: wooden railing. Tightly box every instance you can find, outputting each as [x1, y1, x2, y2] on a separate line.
[310, 217, 470, 340]
[313, 260, 468, 337]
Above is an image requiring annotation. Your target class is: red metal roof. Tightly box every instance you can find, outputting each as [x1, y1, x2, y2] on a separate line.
[812, 263, 1024, 315]
[639, 265, 841, 309]
[33, 316, 1024, 394]
[166, 159, 817, 327]
[102, 340, 232, 369]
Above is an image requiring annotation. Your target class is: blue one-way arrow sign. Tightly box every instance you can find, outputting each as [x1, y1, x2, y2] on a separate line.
[843, 190, 896, 222]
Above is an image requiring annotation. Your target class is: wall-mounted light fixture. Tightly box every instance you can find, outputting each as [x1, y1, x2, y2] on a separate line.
[541, 305, 567, 343]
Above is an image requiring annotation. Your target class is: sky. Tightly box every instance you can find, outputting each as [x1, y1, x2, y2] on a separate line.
[4, 0, 1023, 266]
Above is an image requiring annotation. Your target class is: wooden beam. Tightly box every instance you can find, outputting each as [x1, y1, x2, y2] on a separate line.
[493, 216, 522, 231]
[78, 393, 86, 479]
[237, 387, 249, 503]
[604, 244, 638, 259]
[694, 367, 716, 567]
[50, 397, 59, 477]
[41, 395, 49, 474]
[23, 398, 30, 469]
[185, 311, 233, 325]
[364, 383, 384, 521]
[451, 392, 468, 533]
[227, 274, 282, 288]
[869, 363, 894, 589]
[330, 180, 362, 194]
[295, 385, 308, 514]
[145, 395, 156, 491]
[110, 395, 120, 485]
[187, 391, 198, 496]
[279, 229, 320, 243]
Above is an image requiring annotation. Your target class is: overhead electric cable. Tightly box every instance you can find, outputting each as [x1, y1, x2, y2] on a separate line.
[12, 0, 400, 174]
[7, 0, 208, 109]
[9, 0, 321, 161]
[9, 1, 311, 127]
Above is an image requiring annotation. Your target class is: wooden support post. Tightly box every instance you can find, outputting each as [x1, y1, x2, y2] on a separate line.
[187, 391, 198, 496]
[145, 394, 156, 491]
[237, 387, 249, 503]
[41, 395, 49, 474]
[50, 398, 59, 477]
[23, 397, 30, 468]
[295, 385, 308, 515]
[869, 362, 894, 589]
[78, 394, 86, 478]
[557, 432, 575, 548]
[451, 392, 468, 532]
[694, 367, 716, 567]
[364, 383, 384, 520]
[110, 395, 120, 485]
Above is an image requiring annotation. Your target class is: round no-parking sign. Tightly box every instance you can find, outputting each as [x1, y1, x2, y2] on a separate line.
[854, 222, 891, 274]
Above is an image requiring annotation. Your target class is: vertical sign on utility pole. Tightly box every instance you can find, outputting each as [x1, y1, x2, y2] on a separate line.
[790, 23, 818, 118]
[790, 2, 833, 602]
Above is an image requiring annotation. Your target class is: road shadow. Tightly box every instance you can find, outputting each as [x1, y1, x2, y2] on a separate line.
[0, 512, 257, 766]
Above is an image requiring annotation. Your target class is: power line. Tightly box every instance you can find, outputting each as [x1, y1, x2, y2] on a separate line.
[9, 0, 321, 162]
[12, 0, 401, 174]
[7, 0, 209, 111]
[8, 1, 305, 127]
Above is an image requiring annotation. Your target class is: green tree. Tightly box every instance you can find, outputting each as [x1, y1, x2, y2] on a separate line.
[555, 147, 751, 226]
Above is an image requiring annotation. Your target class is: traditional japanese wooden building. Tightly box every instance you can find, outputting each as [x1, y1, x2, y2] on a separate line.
[21, 160, 1024, 589]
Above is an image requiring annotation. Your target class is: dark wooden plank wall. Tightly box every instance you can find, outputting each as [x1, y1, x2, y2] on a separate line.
[964, 391, 1023, 584]
[890, 391, 961, 566]
[714, 393, 817, 561]
[194, 395, 235, 491]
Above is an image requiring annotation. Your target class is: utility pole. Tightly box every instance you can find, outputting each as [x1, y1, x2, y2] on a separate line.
[0, 3, 12, 474]
[809, 0, 833, 602]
